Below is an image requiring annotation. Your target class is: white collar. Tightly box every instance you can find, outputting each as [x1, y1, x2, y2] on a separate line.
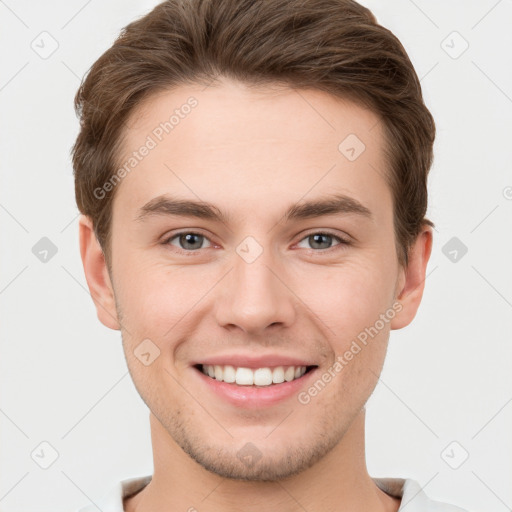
[75, 474, 468, 512]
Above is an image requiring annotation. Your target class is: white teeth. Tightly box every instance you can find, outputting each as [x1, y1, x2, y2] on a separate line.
[200, 364, 309, 385]
[223, 364, 236, 383]
[272, 366, 285, 384]
[284, 366, 295, 382]
[235, 367, 254, 385]
[254, 368, 273, 386]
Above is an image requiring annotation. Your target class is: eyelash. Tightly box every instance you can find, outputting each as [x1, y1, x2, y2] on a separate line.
[162, 230, 351, 255]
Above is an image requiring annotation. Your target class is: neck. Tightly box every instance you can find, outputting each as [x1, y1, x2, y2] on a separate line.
[125, 409, 400, 512]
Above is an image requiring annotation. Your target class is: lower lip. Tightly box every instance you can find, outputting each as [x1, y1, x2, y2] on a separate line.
[193, 367, 318, 408]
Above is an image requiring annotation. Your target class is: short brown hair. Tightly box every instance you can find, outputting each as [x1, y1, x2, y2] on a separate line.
[72, 0, 435, 269]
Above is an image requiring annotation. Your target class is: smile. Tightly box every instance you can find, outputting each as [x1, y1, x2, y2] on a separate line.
[196, 364, 316, 386]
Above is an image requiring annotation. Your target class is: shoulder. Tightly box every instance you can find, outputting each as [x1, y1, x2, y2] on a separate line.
[74, 475, 152, 512]
[374, 477, 472, 512]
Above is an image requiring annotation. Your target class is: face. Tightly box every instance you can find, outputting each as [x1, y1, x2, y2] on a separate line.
[83, 77, 427, 481]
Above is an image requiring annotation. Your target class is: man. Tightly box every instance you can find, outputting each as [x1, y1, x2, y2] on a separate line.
[72, 0, 469, 510]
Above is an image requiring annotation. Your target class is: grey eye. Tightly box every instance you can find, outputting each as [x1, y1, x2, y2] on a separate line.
[297, 233, 342, 250]
[168, 232, 211, 251]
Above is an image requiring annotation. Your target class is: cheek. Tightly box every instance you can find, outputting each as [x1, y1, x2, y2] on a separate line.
[113, 240, 397, 348]
[114, 256, 216, 339]
[297, 257, 396, 336]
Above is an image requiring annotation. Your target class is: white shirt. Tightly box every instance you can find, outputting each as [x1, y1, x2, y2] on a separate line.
[75, 475, 470, 511]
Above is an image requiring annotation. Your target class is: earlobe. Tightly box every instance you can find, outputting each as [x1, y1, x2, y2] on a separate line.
[78, 215, 120, 330]
[390, 226, 433, 330]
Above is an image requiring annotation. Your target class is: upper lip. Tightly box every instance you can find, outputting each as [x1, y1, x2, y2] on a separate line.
[192, 354, 317, 369]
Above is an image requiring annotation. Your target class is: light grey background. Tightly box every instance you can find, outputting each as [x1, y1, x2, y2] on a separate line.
[1, 1, 511, 511]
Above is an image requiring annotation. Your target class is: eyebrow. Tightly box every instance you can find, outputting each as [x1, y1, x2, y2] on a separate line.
[135, 193, 373, 224]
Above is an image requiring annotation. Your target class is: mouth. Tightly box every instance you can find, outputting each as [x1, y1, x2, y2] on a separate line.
[193, 363, 318, 386]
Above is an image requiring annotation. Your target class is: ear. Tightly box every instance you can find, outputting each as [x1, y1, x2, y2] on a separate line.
[78, 215, 120, 330]
[390, 225, 433, 330]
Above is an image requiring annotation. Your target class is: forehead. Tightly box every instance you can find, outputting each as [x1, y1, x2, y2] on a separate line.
[113, 78, 391, 224]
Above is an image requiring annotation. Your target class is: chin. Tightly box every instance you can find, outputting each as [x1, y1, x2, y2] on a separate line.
[183, 442, 332, 481]
[166, 412, 346, 482]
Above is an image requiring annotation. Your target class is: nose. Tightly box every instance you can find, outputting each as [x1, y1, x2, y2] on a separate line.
[214, 245, 297, 336]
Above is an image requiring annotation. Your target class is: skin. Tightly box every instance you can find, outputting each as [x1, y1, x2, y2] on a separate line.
[79, 77, 432, 512]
